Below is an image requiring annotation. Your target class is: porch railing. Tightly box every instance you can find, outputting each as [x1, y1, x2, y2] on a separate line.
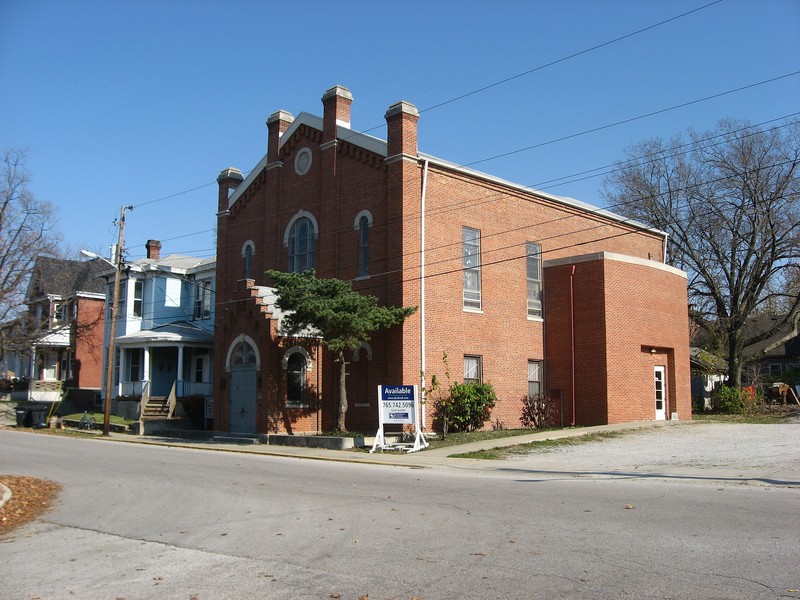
[120, 380, 144, 397]
[120, 380, 211, 399]
[177, 380, 213, 398]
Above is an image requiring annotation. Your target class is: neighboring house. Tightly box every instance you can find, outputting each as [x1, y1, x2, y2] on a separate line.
[212, 85, 691, 435]
[690, 347, 726, 410]
[743, 314, 800, 384]
[2, 256, 106, 403]
[99, 240, 215, 426]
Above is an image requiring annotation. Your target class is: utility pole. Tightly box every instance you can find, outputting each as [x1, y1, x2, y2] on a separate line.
[103, 205, 132, 436]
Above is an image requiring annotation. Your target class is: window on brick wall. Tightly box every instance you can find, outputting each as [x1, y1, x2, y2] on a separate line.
[464, 355, 482, 384]
[242, 241, 255, 280]
[286, 351, 307, 406]
[463, 227, 481, 310]
[288, 217, 316, 273]
[355, 212, 372, 278]
[528, 360, 543, 397]
[526, 242, 543, 318]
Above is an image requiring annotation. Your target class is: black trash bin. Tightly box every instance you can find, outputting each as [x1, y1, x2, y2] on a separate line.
[29, 405, 49, 428]
[14, 403, 49, 427]
[15, 405, 30, 426]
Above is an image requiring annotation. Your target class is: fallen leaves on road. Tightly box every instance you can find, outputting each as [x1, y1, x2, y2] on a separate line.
[0, 475, 61, 535]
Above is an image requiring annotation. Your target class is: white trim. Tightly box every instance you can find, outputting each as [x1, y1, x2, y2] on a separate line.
[543, 251, 687, 279]
[283, 210, 319, 247]
[282, 346, 313, 371]
[225, 334, 260, 372]
[352, 342, 372, 362]
[353, 210, 373, 230]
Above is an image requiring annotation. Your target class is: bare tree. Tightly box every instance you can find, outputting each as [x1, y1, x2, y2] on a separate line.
[604, 119, 800, 387]
[0, 148, 61, 360]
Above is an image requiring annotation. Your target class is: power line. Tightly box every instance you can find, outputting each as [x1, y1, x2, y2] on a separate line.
[124, 0, 727, 223]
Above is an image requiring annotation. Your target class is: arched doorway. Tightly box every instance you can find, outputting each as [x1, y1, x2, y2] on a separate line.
[228, 337, 258, 433]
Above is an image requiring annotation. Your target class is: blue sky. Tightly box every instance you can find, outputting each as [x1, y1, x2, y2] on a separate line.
[2, 0, 798, 262]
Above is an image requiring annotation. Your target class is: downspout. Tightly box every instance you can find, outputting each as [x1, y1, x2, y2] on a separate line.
[420, 159, 429, 429]
[570, 265, 576, 427]
[662, 232, 669, 264]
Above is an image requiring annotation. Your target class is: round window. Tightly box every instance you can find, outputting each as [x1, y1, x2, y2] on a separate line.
[294, 147, 312, 176]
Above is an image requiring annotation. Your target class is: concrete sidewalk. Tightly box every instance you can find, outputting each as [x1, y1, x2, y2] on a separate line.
[94, 419, 682, 468]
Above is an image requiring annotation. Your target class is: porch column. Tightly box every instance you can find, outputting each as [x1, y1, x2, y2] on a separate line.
[177, 345, 184, 396]
[119, 348, 127, 395]
[143, 347, 151, 388]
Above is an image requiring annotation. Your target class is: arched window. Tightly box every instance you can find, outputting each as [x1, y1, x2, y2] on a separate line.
[242, 241, 255, 280]
[288, 217, 316, 273]
[358, 216, 370, 277]
[286, 352, 307, 406]
[230, 339, 257, 367]
[353, 210, 373, 279]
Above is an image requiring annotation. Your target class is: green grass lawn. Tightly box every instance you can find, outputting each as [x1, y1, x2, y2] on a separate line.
[61, 412, 135, 426]
[451, 430, 627, 460]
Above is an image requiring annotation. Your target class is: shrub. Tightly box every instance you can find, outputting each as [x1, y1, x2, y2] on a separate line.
[445, 382, 497, 432]
[520, 393, 555, 429]
[712, 385, 746, 414]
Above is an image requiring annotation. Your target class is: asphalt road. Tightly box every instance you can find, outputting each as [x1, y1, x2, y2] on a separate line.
[1, 424, 798, 600]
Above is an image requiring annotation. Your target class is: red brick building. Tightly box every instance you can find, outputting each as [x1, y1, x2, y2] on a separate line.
[212, 85, 691, 434]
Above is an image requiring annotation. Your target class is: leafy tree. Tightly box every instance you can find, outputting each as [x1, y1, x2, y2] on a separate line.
[267, 269, 416, 432]
[0, 148, 61, 362]
[604, 119, 800, 387]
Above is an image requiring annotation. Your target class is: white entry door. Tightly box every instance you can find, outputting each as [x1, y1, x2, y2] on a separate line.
[654, 366, 666, 420]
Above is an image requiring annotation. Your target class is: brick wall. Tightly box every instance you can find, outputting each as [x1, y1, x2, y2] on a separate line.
[72, 297, 105, 389]
[544, 253, 691, 426]
[214, 88, 679, 434]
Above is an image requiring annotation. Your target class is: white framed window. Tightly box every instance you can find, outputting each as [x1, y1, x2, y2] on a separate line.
[133, 280, 144, 318]
[464, 355, 482, 385]
[526, 242, 543, 318]
[528, 360, 543, 397]
[193, 278, 212, 320]
[463, 227, 481, 311]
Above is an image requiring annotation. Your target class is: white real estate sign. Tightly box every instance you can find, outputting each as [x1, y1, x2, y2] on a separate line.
[370, 385, 428, 453]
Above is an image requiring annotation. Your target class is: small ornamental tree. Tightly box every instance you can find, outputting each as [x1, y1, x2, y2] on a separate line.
[267, 269, 416, 432]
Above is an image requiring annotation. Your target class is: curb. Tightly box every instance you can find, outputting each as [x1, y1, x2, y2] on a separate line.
[0, 483, 11, 510]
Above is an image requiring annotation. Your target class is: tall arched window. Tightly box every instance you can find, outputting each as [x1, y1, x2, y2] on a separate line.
[288, 217, 316, 273]
[357, 215, 370, 277]
[286, 352, 307, 406]
[353, 210, 373, 279]
[242, 241, 255, 280]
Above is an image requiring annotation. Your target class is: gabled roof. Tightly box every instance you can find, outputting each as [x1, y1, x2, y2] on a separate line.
[26, 256, 107, 301]
[130, 254, 215, 275]
[227, 110, 662, 238]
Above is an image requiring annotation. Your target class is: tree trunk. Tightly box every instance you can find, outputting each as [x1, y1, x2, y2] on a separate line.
[337, 350, 348, 432]
[726, 329, 744, 389]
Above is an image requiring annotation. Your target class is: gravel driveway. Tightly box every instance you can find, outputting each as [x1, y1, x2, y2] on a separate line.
[506, 421, 800, 486]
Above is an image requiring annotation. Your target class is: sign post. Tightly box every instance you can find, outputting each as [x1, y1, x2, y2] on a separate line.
[370, 385, 428, 453]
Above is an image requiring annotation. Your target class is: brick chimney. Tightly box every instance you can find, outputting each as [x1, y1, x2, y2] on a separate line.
[145, 239, 162, 260]
[385, 100, 419, 160]
[321, 85, 353, 144]
[217, 167, 244, 213]
[266, 110, 294, 163]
